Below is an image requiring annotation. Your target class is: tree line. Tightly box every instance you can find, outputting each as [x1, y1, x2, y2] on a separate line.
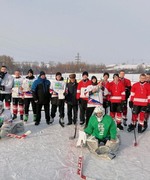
[0, 55, 149, 75]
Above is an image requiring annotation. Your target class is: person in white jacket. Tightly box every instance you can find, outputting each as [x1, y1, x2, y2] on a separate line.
[12, 70, 24, 120]
[22, 69, 36, 122]
[84, 76, 109, 127]
[50, 72, 66, 126]
[0, 65, 14, 109]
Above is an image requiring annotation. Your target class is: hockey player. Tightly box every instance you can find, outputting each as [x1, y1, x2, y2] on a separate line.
[31, 71, 51, 125]
[76, 71, 91, 125]
[22, 69, 36, 122]
[65, 73, 78, 125]
[76, 106, 119, 159]
[0, 101, 24, 138]
[0, 65, 14, 109]
[101, 72, 110, 114]
[119, 70, 131, 126]
[85, 76, 108, 127]
[12, 70, 24, 120]
[128, 74, 150, 133]
[50, 72, 66, 126]
[108, 73, 125, 130]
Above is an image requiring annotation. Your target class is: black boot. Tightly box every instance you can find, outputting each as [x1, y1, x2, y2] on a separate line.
[46, 120, 50, 125]
[35, 121, 40, 126]
[20, 115, 23, 120]
[138, 124, 143, 133]
[12, 114, 17, 120]
[117, 123, 124, 130]
[127, 123, 136, 132]
[123, 118, 127, 126]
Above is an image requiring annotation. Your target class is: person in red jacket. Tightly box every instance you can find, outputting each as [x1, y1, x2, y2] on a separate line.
[108, 73, 125, 130]
[127, 74, 150, 133]
[119, 70, 131, 126]
[76, 71, 91, 125]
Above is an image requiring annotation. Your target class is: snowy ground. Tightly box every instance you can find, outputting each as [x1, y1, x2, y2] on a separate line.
[1, 73, 150, 180]
[0, 107, 150, 180]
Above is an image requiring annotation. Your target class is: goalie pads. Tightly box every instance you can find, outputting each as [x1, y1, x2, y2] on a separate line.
[76, 130, 87, 147]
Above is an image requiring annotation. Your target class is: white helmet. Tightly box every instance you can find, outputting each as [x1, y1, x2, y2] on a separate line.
[0, 101, 4, 114]
[94, 106, 104, 115]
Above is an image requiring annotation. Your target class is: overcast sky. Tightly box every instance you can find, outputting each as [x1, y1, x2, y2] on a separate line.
[0, 0, 150, 65]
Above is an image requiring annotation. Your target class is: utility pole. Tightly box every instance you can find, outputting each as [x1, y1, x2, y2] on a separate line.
[75, 53, 81, 72]
[75, 52, 81, 64]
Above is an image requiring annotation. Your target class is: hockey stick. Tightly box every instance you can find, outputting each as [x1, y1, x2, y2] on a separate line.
[7, 130, 31, 139]
[69, 120, 78, 140]
[133, 126, 137, 146]
[77, 142, 95, 180]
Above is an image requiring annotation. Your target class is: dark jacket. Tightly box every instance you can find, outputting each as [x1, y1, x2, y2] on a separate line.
[31, 77, 51, 104]
[65, 80, 78, 105]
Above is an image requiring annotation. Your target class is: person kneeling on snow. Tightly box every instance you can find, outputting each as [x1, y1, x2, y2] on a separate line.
[76, 106, 120, 159]
[0, 101, 24, 138]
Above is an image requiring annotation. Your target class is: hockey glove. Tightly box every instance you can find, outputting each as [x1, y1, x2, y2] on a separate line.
[121, 100, 127, 108]
[105, 101, 110, 107]
[129, 101, 133, 108]
[0, 85, 5, 91]
[0, 72, 5, 79]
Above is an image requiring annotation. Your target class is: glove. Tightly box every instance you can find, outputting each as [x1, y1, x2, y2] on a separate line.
[0, 72, 5, 79]
[129, 101, 133, 108]
[105, 101, 110, 107]
[121, 100, 126, 108]
[76, 130, 87, 147]
[34, 100, 38, 103]
[78, 98, 81, 104]
[0, 85, 5, 91]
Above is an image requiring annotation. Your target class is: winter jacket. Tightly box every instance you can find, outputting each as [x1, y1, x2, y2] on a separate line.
[0, 73, 14, 94]
[65, 80, 78, 105]
[130, 82, 150, 106]
[76, 79, 92, 101]
[85, 84, 109, 107]
[108, 81, 125, 103]
[84, 115, 117, 140]
[31, 77, 51, 104]
[22, 75, 36, 98]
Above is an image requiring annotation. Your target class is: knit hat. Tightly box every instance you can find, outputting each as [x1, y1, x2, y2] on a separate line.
[40, 71, 46, 76]
[28, 69, 33, 74]
[82, 71, 88, 76]
[69, 73, 76, 79]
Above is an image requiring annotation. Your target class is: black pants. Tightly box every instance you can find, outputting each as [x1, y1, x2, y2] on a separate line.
[110, 103, 122, 113]
[0, 93, 11, 109]
[51, 100, 65, 118]
[67, 103, 78, 124]
[79, 99, 88, 123]
[36, 103, 50, 123]
[24, 98, 36, 115]
[86, 107, 95, 126]
[0, 93, 11, 102]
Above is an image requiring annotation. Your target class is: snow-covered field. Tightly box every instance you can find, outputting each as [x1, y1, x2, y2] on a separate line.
[0, 74, 150, 180]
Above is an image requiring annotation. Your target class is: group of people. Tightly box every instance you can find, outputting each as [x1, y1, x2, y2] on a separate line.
[0, 64, 150, 158]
